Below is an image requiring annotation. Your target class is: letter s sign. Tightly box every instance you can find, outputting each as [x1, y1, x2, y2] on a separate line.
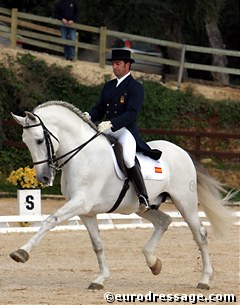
[26, 195, 35, 210]
[18, 189, 41, 215]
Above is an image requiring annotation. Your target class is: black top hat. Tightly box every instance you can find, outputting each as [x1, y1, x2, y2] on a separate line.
[107, 49, 135, 63]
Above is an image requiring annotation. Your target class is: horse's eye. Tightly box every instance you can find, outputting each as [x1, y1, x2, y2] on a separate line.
[37, 139, 44, 145]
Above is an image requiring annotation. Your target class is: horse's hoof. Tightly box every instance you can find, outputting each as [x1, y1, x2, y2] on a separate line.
[197, 282, 210, 290]
[149, 258, 162, 275]
[10, 249, 29, 263]
[88, 282, 104, 290]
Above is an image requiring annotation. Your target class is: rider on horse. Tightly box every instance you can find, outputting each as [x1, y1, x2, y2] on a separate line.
[84, 49, 162, 212]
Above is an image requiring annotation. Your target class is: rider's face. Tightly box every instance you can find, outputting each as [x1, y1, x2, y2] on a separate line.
[112, 60, 130, 79]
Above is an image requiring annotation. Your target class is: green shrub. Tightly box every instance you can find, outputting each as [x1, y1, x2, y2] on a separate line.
[0, 147, 32, 174]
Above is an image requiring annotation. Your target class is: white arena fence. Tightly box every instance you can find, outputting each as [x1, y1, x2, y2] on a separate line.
[0, 211, 239, 233]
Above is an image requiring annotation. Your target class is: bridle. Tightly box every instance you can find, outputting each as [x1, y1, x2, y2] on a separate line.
[23, 113, 100, 170]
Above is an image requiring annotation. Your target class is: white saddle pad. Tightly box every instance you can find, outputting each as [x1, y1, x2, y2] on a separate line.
[111, 149, 165, 181]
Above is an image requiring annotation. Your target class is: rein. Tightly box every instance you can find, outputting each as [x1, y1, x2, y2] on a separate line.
[24, 114, 100, 170]
[53, 132, 100, 169]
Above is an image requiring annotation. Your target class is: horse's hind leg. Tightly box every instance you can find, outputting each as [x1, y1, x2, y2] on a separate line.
[138, 209, 172, 275]
[80, 215, 110, 290]
[174, 196, 213, 290]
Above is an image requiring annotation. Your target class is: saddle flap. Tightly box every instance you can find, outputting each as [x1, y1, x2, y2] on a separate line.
[106, 135, 128, 177]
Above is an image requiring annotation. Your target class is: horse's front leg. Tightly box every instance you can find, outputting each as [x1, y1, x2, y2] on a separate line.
[9, 197, 84, 263]
[80, 215, 110, 290]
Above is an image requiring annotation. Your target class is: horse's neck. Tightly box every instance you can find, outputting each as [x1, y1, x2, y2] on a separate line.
[50, 112, 110, 162]
[58, 119, 96, 153]
[38, 107, 96, 154]
[48, 105, 113, 162]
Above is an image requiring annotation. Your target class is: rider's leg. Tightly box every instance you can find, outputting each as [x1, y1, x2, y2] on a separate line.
[106, 127, 149, 212]
[127, 162, 150, 212]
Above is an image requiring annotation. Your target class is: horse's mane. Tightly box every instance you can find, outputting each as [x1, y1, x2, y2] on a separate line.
[34, 101, 98, 131]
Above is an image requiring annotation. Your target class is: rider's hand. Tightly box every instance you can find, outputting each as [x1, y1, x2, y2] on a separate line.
[83, 112, 91, 120]
[98, 121, 113, 133]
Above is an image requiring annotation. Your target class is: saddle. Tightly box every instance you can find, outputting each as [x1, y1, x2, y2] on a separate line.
[106, 134, 165, 181]
[104, 134, 165, 213]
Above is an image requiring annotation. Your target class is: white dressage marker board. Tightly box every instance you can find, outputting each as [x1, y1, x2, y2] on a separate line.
[18, 189, 41, 215]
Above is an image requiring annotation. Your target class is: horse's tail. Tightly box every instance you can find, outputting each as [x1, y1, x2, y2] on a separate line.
[194, 161, 237, 237]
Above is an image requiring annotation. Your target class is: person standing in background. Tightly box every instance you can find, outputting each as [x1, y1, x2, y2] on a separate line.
[54, 0, 80, 61]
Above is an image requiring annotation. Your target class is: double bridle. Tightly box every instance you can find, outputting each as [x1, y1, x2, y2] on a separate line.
[23, 113, 100, 170]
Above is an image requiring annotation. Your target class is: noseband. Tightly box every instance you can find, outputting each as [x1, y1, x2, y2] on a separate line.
[23, 113, 100, 170]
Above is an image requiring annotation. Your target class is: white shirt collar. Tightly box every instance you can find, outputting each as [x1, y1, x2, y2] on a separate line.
[116, 72, 131, 87]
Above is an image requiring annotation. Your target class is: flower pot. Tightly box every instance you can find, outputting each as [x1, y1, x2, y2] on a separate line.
[17, 189, 41, 215]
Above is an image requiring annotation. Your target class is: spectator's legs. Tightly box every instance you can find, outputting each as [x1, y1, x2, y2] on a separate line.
[60, 26, 69, 60]
[68, 28, 77, 61]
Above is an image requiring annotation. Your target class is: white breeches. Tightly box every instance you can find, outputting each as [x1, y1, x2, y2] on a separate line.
[105, 127, 136, 168]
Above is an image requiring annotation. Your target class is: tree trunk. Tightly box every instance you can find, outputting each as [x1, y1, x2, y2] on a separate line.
[205, 17, 229, 85]
[0, 119, 3, 150]
[166, 16, 188, 80]
[0, 99, 3, 150]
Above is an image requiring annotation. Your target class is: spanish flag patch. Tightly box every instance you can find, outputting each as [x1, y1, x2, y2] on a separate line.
[155, 167, 162, 173]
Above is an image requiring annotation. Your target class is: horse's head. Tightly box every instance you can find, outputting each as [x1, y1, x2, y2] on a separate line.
[11, 111, 59, 186]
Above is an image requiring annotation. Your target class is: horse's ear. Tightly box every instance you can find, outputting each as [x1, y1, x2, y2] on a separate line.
[25, 111, 37, 122]
[11, 112, 25, 126]
[11, 111, 36, 126]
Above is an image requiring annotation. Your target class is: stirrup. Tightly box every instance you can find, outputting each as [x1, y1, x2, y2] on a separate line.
[138, 195, 150, 213]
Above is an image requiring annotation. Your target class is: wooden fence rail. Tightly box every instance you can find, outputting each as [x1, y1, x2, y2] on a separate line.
[2, 120, 240, 160]
[0, 7, 240, 87]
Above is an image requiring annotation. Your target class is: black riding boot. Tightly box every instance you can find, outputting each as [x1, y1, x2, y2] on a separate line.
[127, 164, 150, 212]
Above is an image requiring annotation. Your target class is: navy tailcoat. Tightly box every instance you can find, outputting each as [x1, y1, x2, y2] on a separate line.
[89, 75, 161, 160]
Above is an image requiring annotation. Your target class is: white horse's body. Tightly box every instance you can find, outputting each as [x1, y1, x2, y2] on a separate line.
[11, 101, 234, 290]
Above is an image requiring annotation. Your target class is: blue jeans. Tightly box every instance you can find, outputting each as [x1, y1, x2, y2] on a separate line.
[60, 26, 76, 60]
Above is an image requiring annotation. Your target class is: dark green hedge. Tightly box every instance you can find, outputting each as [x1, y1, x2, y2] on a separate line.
[140, 83, 240, 131]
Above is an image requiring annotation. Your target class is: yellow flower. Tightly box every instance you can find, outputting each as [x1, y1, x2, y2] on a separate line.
[7, 166, 45, 189]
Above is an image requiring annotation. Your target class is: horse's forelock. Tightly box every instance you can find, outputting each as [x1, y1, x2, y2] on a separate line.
[34, 101, 98, 131]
